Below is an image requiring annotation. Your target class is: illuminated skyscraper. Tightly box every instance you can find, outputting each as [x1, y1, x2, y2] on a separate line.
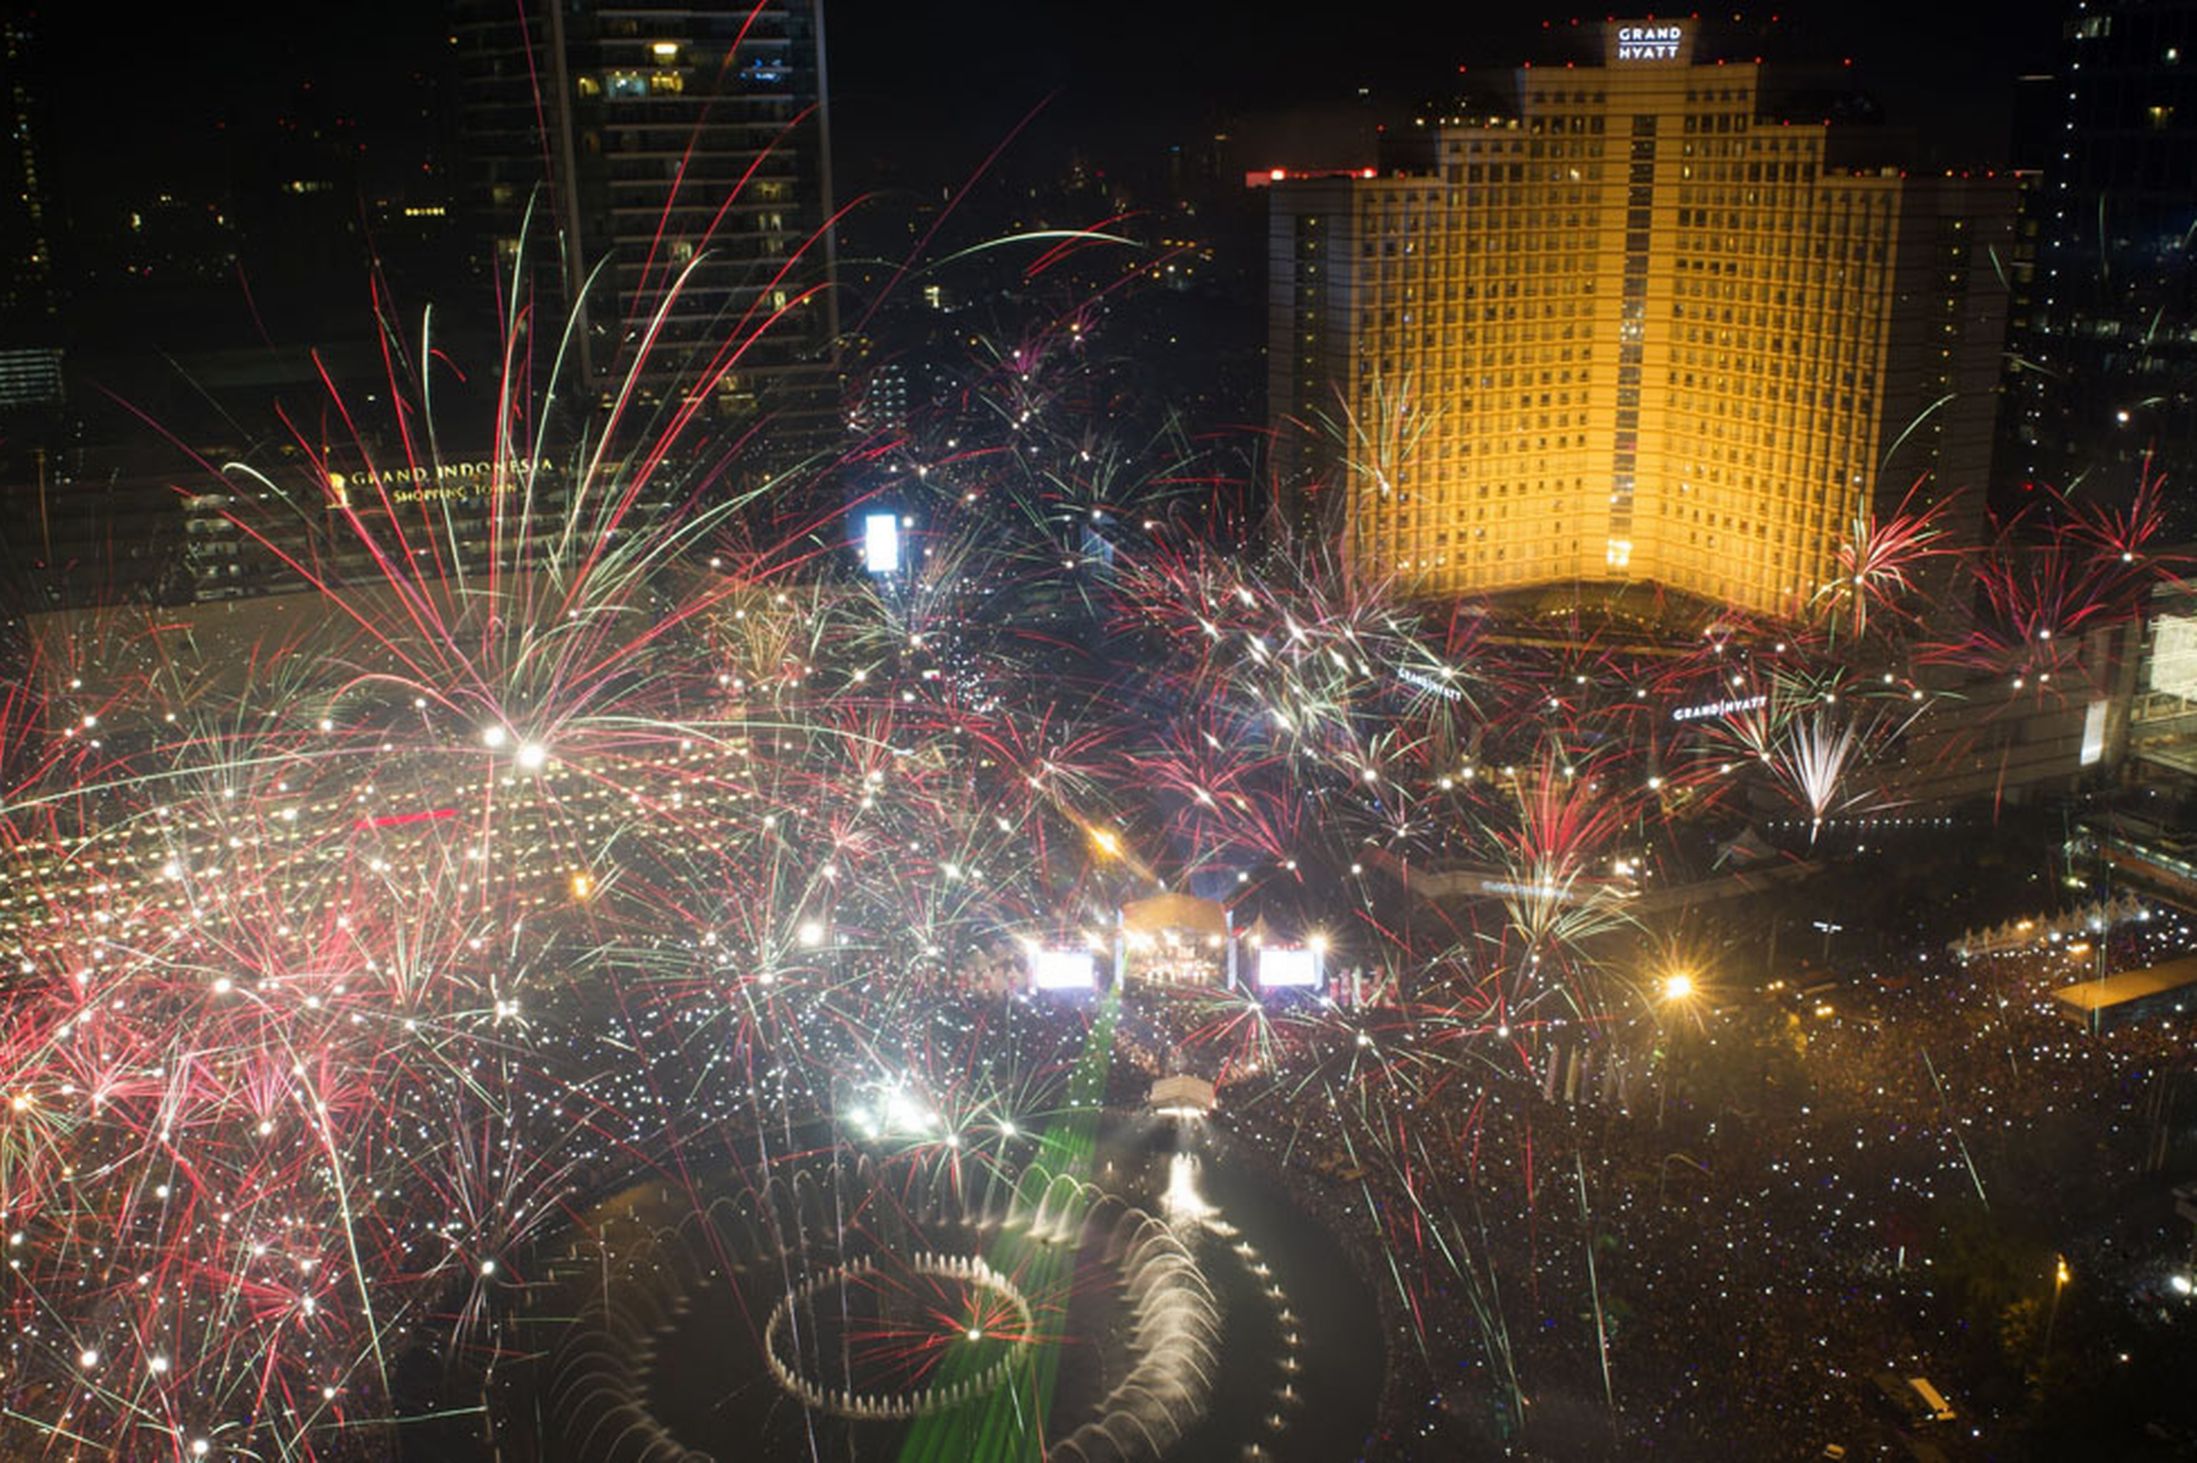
[1267, 20, 2014, 619]
[2002, 0, 2197, 524]
[0, 4, 60, 416]
[452, 0, 839, 434]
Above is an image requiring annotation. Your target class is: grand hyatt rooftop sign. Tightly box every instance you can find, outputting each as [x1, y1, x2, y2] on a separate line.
[1613, 22, 1687, 62]
[1671, 693, 1767, 723]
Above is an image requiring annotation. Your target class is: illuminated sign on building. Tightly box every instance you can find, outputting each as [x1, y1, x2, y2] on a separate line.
[1397, 667, 1466, 701]
[327, 457, 556, 508]
[862, 512, 902, 574]
[1615, 23, 1685, 61]
[1671, 693, 1768, 723]
[1029, 948, 1097, 991]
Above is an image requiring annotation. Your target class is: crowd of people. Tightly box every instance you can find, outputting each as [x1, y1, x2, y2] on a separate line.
[1199, 885, 2197, 1459]
[480, 857, 2197, 1460]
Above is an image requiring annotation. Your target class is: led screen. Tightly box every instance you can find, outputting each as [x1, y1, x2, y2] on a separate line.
[862, 512, 900, 574]
[1257, 947, 1322, 989]
[1030, 948, 1097, 990]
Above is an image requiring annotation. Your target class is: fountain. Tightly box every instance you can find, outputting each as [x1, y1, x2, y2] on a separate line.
[505, 1120, 1384, 1462]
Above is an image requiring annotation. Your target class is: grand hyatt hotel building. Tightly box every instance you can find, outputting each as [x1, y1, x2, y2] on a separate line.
[1267, 20, 2014, 619]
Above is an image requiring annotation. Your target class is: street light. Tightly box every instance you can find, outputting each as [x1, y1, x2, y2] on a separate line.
[1655, 972, 1697, 1126]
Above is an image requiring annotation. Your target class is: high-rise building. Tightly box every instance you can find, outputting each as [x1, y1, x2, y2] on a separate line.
[0, 4, 61, 416]
[451, 0, 839, 437]
[1266, 20, 2015, 619]
[2000, 0, 2197, 524]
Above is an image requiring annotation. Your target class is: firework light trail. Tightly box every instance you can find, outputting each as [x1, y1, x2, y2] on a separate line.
[3, 61, 2191, 1463]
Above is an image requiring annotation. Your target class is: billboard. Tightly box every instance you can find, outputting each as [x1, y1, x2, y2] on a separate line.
[1029, 948, 1098, 991]
[862, 512, 901, 574]
[1257, 946, 1322, 989]
[2081, 698, 2108, 767]
[2151, 614, 2197, 701]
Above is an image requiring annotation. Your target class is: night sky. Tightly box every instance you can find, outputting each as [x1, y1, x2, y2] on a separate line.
[828, 1, 2069, 174]
[44, 1, 2071, 217]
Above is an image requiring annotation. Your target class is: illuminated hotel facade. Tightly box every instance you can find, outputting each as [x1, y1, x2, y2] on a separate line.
[1267, 20, 2014, 619]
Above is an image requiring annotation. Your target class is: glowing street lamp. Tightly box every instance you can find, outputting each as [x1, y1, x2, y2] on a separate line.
[1654, 971, 1698, 1127]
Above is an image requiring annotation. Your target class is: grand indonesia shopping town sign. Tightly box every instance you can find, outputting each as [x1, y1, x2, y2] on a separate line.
[327, 457, 559, 508]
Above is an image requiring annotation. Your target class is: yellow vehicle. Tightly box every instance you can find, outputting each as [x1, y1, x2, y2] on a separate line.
[1905, 1377, 1955, 1423]
[1872, 1371, 1955, 1424]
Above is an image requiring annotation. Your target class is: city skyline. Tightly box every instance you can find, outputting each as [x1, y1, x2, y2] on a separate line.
[37, 3, 2068, 202]
[0, 5, 2194, 1462]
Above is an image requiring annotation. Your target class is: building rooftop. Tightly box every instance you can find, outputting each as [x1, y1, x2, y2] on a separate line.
[2048, 954, 2197, 1017]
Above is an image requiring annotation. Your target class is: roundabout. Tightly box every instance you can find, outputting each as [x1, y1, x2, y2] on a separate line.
[760, 1252, 1036, 1421]
[500, 1120, 1382, 1462]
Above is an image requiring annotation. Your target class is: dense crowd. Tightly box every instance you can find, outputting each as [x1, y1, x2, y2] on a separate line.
[1199, 888, 2197, 1460]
